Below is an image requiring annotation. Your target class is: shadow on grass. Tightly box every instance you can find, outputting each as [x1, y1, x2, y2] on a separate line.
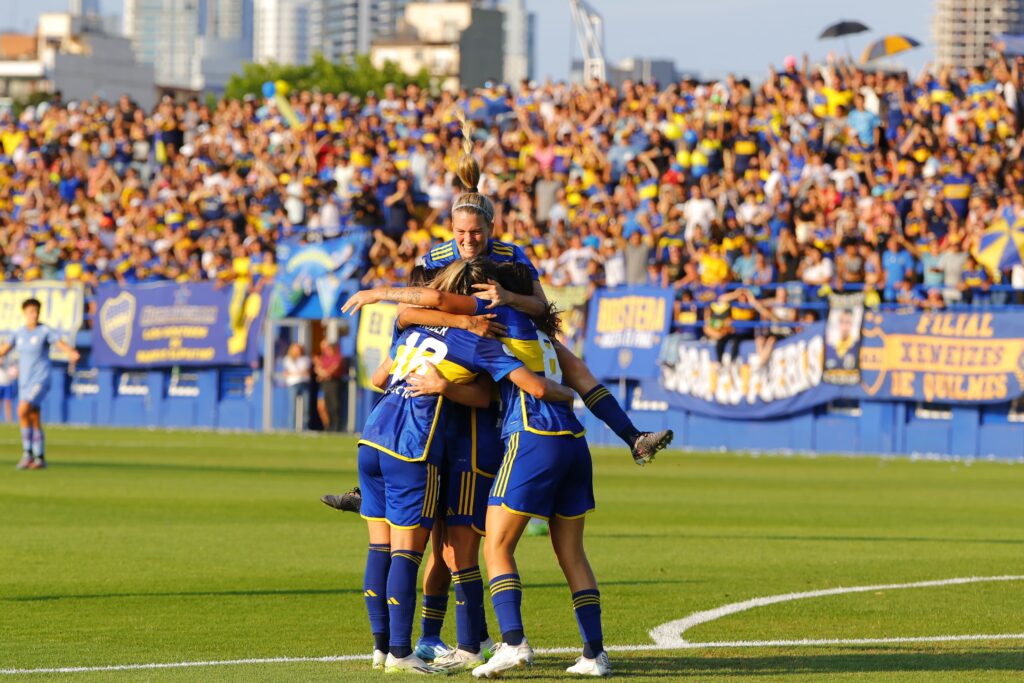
[53, 460, 345, 477]
[615, 650, 1024, 677]
[4, 578, 698, 603]
[591, 532, 1024, 546]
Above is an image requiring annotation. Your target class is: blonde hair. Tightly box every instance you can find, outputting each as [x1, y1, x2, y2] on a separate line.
[429, 257, 498, 296]
[451, 108, 495, 225]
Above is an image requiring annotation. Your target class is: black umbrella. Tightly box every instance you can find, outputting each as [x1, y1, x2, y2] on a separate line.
[819, 20, 870, 40]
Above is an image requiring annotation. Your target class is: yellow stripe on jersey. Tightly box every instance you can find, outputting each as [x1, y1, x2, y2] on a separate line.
[519, 389, 585, 437]
[358, 396, 444, 462]
[499, 337, 545, 372]
[469, 408, 495, 478]
[430, 244, 455, 259]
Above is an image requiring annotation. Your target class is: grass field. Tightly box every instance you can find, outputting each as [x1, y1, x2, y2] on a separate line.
[1, 426, 1023, 682]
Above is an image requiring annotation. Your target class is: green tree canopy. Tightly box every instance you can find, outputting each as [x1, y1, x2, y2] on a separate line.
[224, 54, 431, 100]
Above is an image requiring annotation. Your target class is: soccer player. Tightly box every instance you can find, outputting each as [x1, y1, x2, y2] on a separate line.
[387, 266, 506, 665]
[0, 298, 80, 470]
[345, 262, 613, 676]
[421, 114, 673, 467]
[474, 262, 611, 678]
[353, 258, 574, 674]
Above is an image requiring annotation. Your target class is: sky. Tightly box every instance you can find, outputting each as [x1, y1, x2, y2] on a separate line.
[6, 0, 936, 81]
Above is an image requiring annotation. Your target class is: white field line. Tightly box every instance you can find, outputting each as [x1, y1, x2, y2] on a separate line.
[649, 574, 1024, 647]
[4, 575, 1023, 675]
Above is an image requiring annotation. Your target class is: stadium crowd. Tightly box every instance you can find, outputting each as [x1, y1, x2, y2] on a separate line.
[3, 51, 1024, 337]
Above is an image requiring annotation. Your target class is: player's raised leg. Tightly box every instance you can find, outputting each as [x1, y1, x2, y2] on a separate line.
[554, 340, 673, 466]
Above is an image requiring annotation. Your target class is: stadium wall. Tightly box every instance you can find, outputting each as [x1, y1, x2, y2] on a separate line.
[29, 369, 1022, 459]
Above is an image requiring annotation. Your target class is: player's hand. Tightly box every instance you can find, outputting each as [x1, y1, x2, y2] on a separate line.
[341, 290, 379, 315]
[405, 362, 447, 397]
[465, 313, 508, 339]
[68, 349, 81, 363]
[471, 279, 511, 309]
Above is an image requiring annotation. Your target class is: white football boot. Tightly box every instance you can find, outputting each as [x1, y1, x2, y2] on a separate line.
[471, 639, 534, 678]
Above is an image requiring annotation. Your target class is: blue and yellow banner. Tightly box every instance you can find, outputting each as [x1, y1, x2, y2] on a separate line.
[271, 232, 371, 319]
[859, 310, 1024, 404]
[644, 324, 843, 419]
[93, 282, 265, 367]
[644, 311, 1024, 419]
[356, 303, 398, 392]
[584, 286, 673, 379]
[0, 282, 83, 359]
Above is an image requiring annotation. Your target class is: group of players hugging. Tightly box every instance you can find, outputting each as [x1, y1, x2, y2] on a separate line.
[324, 117, 673, 677]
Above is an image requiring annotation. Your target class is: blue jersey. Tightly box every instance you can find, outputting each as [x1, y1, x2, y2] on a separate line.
[13, 325, 60, 390]
[494, 308, 583, 439]
[360, 324, 523, 462]
[419, 239, 540, 280]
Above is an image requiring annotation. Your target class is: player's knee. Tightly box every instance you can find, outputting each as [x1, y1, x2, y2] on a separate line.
[440, 541, 458, 570]
[444, 529, 480, 570]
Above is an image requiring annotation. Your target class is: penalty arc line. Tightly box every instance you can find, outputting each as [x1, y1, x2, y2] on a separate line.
[649, 573, 1024, 647]
[3, 575, 1023, 676]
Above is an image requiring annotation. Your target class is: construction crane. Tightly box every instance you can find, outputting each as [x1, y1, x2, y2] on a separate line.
[569, 0, 606, 83]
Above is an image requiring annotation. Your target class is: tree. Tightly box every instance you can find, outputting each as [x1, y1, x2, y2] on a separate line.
[224, 54, 431, 100]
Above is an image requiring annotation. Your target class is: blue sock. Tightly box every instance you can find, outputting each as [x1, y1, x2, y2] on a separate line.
[364, 544, 391, 651]
[20, 426, 32, 456]
[30, 427, 44, 459]
[582, 385, 639, 445]
[479, 611, 490, 642]
[453, 566, 484, 652]
[387, 550, 423, 656]
[420, 592, 448, 641]
[489, 573, 524, 645]
[572, 589, 604, 658]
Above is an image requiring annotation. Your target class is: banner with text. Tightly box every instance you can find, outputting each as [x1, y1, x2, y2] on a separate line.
[858, 310, 1024, 404]
[584, 286, 673, 379]
[94, 282, 265, 367]
[644, 311, 1024, 418]
[643, 324, 844, 419]
[0, 281, 84, 359]
[356, 302, 398, 393]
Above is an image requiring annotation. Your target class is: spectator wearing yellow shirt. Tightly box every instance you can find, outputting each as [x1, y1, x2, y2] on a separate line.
[698, 243, 730, 287]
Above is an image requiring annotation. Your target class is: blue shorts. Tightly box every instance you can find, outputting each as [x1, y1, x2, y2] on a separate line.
[358, 444, 440, 530]
[0, 384, 14, 401]
[443, 406, 503, 533]
[488, 431, 595, 521]
[19, 381, 49, 409]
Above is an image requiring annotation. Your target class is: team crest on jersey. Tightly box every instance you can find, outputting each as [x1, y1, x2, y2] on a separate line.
[99, 292, 137, 357]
